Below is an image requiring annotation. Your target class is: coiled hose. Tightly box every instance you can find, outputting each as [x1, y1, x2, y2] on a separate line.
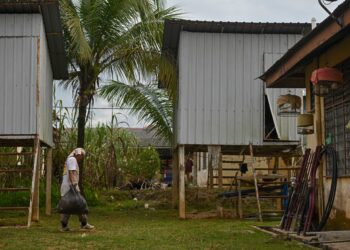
[317, 145, 338, 231]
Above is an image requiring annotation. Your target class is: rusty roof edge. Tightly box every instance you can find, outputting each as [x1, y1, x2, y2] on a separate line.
[260, 0, 350, 84]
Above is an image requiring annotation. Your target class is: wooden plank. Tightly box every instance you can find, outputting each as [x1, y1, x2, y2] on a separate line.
[45, 148, 52, 216]
[259, 195, 288, 198]
[0, 207, 28, 211]
[254, 167, 301, 170]
[0, 165, 31, 168]
[213, 183, 235, 187]
[222, 160, 243, 164]
[178, 146, 185, 219]
[0, 188, 30, 192]
[0, 152, 32, 156]
[0, 169, 32, 173]
[212, 176, 238, 178]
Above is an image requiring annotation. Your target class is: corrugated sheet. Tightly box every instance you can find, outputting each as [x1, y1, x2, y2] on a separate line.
[0, 36, 37, 135]
[177, 31, 303, 145]
[0, 1, 68, 79]
[0, 14, 54, 146]
[264, 53, 303, 141]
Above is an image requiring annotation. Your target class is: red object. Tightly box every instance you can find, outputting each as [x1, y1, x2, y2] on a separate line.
[310, 67, 343, 86]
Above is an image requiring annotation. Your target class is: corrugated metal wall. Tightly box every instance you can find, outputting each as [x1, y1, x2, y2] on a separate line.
[177, 31, 303, 145]
[264, 53, 303, 141]
[0, 14, 53, 146]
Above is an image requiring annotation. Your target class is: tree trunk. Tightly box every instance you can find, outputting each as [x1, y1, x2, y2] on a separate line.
[77, 91, 89, 195]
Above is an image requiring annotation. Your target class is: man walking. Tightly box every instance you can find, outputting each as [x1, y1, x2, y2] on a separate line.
[60, 148, 94, 231]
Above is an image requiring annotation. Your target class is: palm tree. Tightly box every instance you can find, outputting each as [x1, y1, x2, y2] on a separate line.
[59, 0, 178, 191]
[100, 81, 173, 143]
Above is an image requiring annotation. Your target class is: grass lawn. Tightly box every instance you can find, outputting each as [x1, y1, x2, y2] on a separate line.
[0, 199, 309, 250]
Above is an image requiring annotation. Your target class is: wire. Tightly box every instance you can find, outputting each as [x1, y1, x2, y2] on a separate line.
[54, 106, 135, 110]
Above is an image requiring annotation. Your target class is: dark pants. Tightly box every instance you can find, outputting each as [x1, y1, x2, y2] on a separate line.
[60, 213, 87, 227]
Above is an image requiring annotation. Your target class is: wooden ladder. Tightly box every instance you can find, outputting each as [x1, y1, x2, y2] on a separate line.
[0, 137, 40, 227]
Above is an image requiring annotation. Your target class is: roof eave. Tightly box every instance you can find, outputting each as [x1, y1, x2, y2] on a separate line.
[261, 0, 350, 88]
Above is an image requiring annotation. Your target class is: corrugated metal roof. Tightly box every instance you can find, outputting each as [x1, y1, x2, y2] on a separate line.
[125, 128, 170, 148]
[163, 19, 311, 63]
[260, 0, 350, 86]
[0, 0, 68, 79]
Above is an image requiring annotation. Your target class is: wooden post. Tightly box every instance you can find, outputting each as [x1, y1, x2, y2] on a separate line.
[193, 152, 198, 186]
[250, 144, 263, 222]
[178, 145, 185, 218]
[172, 148, 179, 208]
[32, 144, 41, 222]
[28, 137, 40, 226]
[237, 178, 243, 219]
[208, 146, 221, 189]
[218, 152, 223, 189]
[315, 95, 325, 219]
[45, 148, 53, 216]
[208, 149, 213, 189]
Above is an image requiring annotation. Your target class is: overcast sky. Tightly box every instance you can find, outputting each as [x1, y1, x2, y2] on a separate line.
[55, 0, 340, 127]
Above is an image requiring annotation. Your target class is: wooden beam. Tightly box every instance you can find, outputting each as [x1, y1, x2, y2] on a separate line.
[178, 146, 185, 219]
[45, 148, 52, 216]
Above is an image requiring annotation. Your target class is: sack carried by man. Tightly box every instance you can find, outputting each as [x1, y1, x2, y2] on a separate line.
[57, 186, 89, 214]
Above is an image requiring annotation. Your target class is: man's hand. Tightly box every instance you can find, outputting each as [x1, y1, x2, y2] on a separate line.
[73, 184, 80, 192]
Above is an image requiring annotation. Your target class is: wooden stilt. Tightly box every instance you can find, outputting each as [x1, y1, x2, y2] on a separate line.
[208, 149, 213, 189]
[250, 144, 263, 222]
[178, 145, 185, 219]
[238, 178, 243, 219]
[172, 148, 179, 208]
[218, 152, 223, 189]
[208, 146, 221, 189]
[45, 148, 52, 216]
[28, 137, 40, 226]
[32, 141, 40, 222]
[193, 152, 198, 186]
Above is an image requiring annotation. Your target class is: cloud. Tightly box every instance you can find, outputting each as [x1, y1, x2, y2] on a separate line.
[167, 0, 339, 23]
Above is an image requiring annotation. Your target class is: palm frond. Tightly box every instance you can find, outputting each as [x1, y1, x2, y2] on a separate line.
[60, 0, 92, 63]
[99, 81, 173, 143]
